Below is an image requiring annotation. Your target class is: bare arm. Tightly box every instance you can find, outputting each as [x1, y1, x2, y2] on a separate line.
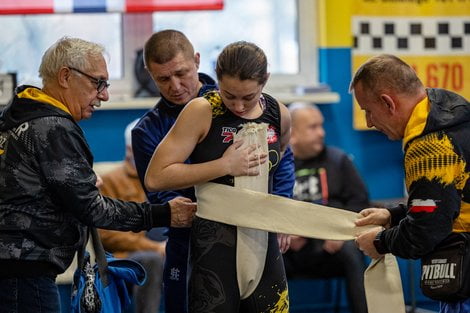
[145, 97, 267, 191]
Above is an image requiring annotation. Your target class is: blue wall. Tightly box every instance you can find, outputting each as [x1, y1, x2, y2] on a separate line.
[318, 48, 405, 201]
[79, 109, 148, 162]
[79, 48, 406, 201]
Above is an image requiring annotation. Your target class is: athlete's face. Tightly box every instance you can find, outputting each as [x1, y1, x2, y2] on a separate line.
[218, 75, 264, 119]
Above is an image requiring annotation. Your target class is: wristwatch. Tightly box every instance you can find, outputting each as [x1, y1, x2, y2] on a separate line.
[373, 229, 388, 254]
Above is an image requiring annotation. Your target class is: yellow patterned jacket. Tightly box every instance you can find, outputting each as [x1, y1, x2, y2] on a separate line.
[381, 88, 470, 259]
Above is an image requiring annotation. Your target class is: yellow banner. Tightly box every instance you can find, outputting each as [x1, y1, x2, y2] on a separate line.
[349, 0, 470, 130]
[317, 0, 353, 47]
[353, 55, 470, 130]
[317, 0, 470, 47]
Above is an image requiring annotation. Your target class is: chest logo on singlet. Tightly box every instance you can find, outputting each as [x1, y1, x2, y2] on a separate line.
[267, 125, 278, 144]
[221, 127, 237, 143]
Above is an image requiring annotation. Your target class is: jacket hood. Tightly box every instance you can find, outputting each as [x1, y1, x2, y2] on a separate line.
[423, 88, 470, 135]
[0, 85, 72, 131]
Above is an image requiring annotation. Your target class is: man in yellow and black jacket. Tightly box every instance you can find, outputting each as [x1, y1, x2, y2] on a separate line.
[351, 54, 470, 312]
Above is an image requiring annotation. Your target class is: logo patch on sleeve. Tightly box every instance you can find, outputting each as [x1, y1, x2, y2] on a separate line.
[409, 199, 438, 213]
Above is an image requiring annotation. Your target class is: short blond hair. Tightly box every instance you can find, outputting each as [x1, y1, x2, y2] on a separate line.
[39, 36, 106, 85]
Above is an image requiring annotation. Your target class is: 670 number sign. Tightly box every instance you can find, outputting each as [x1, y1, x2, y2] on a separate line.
[412, 62, 464, 91]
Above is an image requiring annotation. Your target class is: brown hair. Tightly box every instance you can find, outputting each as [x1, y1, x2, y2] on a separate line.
[143, 29, 195, 67]
[215, 41, 269, 85]
[349, 54, 423, 96]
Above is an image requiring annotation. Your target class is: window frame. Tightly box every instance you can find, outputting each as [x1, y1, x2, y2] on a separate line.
[109, 0, 318, 100]
[264, 0, 318, 93]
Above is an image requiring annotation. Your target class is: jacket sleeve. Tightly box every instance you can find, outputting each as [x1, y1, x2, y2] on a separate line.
[380, 136, 461, 259]
[132, 115, 193, 204]
[38, 118, 170, 230]
[272, 145, 295, 198]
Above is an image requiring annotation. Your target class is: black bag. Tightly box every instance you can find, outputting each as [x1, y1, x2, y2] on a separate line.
[420, 232, 470, 301]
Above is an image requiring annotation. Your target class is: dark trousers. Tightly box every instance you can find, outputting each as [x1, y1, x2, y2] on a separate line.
[0, 276, 60, 313]
[283, 239, 368, 313]
[163, 227, 191, 313]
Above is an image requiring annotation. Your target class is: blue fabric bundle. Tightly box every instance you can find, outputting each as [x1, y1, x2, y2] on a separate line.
[71, 228, 147, 313]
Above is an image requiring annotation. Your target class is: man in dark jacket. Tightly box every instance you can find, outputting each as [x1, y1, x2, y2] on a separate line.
[353, 54, 470, 312]
[0, 36, 196, 313]
[132, 29, 295, 313]
[283, 102, 368, 313]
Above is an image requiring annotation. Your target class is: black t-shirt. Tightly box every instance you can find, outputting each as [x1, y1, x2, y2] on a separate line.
[293, 146, 369, 212]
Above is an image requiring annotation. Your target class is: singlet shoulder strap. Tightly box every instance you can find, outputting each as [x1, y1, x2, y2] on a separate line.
[203, 90, 227, 118]
[261, 92, 281, 130]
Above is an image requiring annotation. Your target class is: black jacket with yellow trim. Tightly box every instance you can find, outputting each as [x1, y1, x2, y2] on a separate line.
[0, 85, 169, 276]
[380, 88, 470, 259]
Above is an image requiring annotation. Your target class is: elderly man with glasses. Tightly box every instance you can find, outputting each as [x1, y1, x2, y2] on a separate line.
[0, 36, 197, 313]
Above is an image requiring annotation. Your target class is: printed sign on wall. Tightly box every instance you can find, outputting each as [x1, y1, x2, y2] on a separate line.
[351, 0, 470, 130]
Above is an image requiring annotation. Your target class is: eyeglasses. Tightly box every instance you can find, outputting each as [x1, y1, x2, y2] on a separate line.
[69, 67, 110, 93]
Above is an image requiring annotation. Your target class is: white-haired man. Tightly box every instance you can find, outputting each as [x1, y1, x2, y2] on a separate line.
[0, 37, 195, 312]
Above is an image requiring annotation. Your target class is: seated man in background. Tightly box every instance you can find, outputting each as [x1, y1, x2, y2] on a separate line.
[98, 119, 165, 313]
[283, 102, 368, 313]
